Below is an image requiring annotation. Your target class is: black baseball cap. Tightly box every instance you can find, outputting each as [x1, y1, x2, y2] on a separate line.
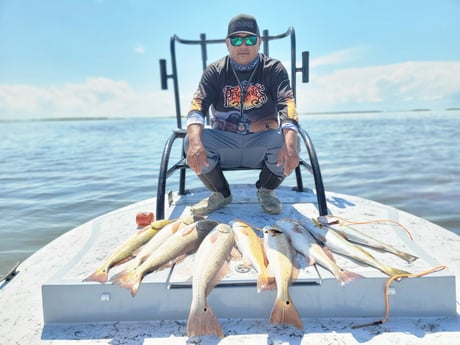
[227, 14, 260, 37]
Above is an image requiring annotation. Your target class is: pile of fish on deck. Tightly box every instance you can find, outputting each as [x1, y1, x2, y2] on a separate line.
[84, 214, 418, 338]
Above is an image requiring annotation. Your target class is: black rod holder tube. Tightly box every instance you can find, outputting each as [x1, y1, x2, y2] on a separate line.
[159, 59, 168, 90]
[302, 51, 309, 83]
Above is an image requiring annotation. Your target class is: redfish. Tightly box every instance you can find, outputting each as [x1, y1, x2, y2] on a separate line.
[121, 215, 204, 273]
[83, 218, 173, 283]
[187, 223, 234, 338]
[230, 220, 275, 292]
[111, 219, 218, 296]
[263, 226, 303, 331]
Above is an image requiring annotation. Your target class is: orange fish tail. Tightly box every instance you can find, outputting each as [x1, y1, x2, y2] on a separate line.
[337, 269, 363, 286]
[83, 268, 108, 283]
[187, 304, 224, 338]
[269, 297, 303, 330]
[111, 270, 142, 297]
[129, 277, 142, 297]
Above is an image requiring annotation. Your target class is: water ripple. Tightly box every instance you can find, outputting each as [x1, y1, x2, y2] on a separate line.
[0, 112, 459, 274]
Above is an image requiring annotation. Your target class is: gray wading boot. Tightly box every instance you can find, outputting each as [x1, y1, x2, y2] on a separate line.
[256, 165, 284, 215]
[190, 165, 232, 216]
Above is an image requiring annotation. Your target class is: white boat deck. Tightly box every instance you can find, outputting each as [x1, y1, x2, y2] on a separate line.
[1, 185, 459, 344]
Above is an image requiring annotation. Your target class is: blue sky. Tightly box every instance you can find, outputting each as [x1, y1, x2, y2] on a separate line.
[1, 0, 459, 120]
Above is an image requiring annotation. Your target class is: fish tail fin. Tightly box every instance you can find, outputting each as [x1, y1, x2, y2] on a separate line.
[83, 268, 108, 283]
[399, 252, 419, 263]
[257, 274, 276, 292]
[380, 266, 410, 280]
[111, 270, 142, 297]
[336, 269, 363, 286]
[269, 297, 303, 330]
[130, 277, 142, 297]
[187, 304, 224, 338]
[385, 267, 411, 277]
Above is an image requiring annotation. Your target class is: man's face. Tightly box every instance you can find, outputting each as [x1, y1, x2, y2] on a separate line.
[226, 34, 261, 65]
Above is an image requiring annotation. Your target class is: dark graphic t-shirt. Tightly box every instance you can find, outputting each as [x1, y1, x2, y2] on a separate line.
[187, 54, 298, 131]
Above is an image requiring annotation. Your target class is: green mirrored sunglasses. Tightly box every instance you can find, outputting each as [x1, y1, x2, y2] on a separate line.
[229, 35, 258, 47]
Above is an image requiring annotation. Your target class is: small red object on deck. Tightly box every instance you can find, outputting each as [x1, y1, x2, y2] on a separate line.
[136, 212, 154, 226]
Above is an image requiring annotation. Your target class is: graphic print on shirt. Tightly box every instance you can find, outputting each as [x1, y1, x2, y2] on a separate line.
[223, 83, 267, 111]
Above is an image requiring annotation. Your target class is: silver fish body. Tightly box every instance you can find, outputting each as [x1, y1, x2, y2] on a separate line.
[318, 217, 418, 263]
[301, 218, 410, 277]
[275, 218, 362, 286]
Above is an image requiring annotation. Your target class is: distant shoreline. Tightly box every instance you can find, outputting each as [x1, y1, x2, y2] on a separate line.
[1, 108, 459, 123]
[304, 108, 460, 115]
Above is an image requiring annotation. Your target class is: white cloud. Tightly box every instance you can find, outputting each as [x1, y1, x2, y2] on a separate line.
[135, 45, 145, 54]
[297, 61, 460, 112]
[310, 47, 366, 68]
[1, 60, 459, 120]
[0, 78, 174, 120]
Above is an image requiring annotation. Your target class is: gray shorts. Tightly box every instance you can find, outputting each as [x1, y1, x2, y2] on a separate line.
[184, 129, 285, 176]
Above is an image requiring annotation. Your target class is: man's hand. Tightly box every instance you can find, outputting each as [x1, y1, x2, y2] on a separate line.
[186, 124, 209, 175]
[277, 129, 299, 176]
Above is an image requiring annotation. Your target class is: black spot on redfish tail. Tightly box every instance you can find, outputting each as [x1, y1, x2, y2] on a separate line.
[83, 268, 108, 283]
[187, 304, 224, 338]
[270, 298, 303, 331]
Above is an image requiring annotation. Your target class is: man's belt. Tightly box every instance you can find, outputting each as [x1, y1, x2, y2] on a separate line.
[212, 118, 278, 135]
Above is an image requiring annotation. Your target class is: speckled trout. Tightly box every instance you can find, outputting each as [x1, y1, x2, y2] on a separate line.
[276, 218, 363, 286]
[301, 217, 410, 277]
[263, 226, 303, 331]
[83, 218, 173, 283]
[317, 216, 418, 263]
[111, 219, 218, 296]
[187, 223, 234, 338]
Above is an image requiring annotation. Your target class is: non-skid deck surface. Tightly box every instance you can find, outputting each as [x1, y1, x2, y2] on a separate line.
[42, 185, 456, 323]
